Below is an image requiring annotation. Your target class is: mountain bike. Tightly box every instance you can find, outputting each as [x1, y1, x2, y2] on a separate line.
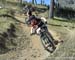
[25, 18, 56, 53]
[38, 25, 56, 53]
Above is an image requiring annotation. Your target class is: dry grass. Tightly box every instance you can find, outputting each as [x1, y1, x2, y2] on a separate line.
[45, 19, 75, 60]
[0, 16, 30, 60]
[0, 1, 75, 60]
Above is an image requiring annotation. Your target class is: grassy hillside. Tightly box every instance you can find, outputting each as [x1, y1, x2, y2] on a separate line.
[44, 18, 75, 60]
[0, 1, 75, 60]
[0, 16, 30, 60]
[36, 7, 75, 59]
[45, 28, 75, 60]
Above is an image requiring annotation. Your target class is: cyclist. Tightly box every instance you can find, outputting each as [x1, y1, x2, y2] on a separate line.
[26, 10, 47, 35]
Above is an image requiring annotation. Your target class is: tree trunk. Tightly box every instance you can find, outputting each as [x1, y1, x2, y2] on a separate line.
[32, 0, 34, 4]
[2, 0, 6, 8]
[35, 0, 37, 5]
[42, 0, 44, 5]
[20, 0, 22, 7]
[49, 0, 54, 19]
[41, 0, 43, 5]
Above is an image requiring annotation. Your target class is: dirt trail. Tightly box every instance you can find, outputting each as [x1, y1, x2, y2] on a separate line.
[15, 16, 50, 60]
[19, 24, 50, 60]
[14, 16, 60, 60]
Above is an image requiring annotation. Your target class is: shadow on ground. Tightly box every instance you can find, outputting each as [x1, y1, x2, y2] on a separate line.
[0, 23, 17, 54]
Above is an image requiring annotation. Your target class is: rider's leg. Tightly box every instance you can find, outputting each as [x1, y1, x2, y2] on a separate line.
[36, 27, 41, 35]
[41, 17, 47, 24]
[30, 27, 36, 35]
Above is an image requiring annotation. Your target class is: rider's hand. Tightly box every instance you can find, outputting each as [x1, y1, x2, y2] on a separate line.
[33, 25, 38, 29]
[45, 21, 47, 24]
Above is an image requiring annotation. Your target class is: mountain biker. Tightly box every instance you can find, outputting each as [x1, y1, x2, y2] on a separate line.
[26, 11, 56, 50]
[23, 4, 35, 15]
[26, 10, 47, 35]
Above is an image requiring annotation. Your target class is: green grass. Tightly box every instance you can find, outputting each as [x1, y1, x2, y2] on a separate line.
[45, 18, 75, 60]
[0, 17, 15, 33]
[47, 17, 75, 29]
[45, 29, 75, 60]
[0, 1, 75, 59]
[0, 9, 8, 14]
[0, 16, 30, 56]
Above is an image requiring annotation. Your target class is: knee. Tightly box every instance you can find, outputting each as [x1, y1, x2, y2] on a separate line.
[36, 28, 41, 34]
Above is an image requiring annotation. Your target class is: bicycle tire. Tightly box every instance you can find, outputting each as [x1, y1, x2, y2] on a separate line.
[40, 30, 56, 52]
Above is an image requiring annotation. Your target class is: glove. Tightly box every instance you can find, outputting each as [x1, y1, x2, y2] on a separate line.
[45, 21, 47, 24]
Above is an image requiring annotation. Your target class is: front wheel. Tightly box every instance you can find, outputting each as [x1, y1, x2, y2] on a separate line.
[40, 31, 56, 53]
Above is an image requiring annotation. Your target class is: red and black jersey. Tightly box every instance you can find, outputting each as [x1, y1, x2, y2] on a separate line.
[28, 15, 44, 27]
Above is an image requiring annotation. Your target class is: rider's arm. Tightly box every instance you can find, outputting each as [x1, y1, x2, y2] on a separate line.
[41, 17, 47, 24]
[26, 15, 36, 26]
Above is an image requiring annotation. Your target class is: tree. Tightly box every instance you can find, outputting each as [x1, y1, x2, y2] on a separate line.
[41, 0, 43, 5]
[41, 0, 45, 5]
[1, 0, 6, 7]
[32, 0, 35, 4]
[42, 0, 45, 5]
[56, 0, 75, 10]
[35, 0, 37, 5]
[49, 0, 54, 19]
[20, 0, 22, 7]
[32, 0, 37, 5]
[55, 0, 75, 19]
